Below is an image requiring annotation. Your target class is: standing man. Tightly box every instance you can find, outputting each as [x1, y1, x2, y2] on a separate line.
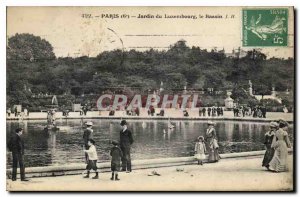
[202, 107, 206, 117]
[14, 107, 18, 117]
[8, 128, 29, 181]
[24, 108, 28, 117]
[83, 121, 94, 163]
[120, 120, 134, 172]
[262, 122, 278, 170]
[83, 105, 88, 116]
[199, 107, 202, 117]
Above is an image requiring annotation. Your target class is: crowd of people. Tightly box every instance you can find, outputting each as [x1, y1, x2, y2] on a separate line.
[198, 106, 224, 117]
[194, 121, 220, 165]
[46, 110, 57, 126]
[7, 107, 29, 118]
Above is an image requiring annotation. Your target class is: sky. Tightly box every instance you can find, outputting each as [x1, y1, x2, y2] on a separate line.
[7, 6, 294, 58]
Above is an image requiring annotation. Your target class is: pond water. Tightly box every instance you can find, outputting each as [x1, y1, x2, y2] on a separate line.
[6, 119, 294, 168]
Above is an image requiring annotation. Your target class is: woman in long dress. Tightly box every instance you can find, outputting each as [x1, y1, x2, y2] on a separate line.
[262, 122, 277, 169]
[194, 136, 206, 165]
[205, 121, 220, 163]
[268, 120, 291, 172]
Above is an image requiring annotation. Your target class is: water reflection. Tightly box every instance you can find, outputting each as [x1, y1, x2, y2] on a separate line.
[6, 119, 294, 168]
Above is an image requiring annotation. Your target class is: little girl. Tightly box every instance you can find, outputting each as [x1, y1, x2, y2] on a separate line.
[194, 136, 206, 165]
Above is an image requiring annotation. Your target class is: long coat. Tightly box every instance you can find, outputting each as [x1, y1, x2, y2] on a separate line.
[9, 133, 24, 154]
[120, 129, 134, 148]
[83, 128, 93, 148]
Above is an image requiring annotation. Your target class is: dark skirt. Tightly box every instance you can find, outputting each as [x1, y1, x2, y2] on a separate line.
[86, 160, 97, 171]
[208, 148, 220, 162]
[262, 148, 275, 167]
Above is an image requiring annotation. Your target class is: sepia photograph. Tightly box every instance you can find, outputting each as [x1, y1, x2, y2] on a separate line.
[5, 6, 294, 191]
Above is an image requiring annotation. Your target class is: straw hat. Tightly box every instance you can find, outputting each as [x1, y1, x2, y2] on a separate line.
[197, 136, 204, 141]
[120, 120, 127, 126]
[111, 140, 119, 145]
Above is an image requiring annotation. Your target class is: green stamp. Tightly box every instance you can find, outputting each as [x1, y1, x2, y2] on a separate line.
[242, 8, 288, 47]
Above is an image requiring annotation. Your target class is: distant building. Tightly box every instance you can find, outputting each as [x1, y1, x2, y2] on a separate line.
[225, 47, 247, 58]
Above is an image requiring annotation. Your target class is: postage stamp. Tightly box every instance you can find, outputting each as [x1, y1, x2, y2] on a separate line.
[6, 6, 294, 192]
[242, 8, 288, 47]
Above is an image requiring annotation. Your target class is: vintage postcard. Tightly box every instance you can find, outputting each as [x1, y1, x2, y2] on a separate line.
[6, 6, 294, 191]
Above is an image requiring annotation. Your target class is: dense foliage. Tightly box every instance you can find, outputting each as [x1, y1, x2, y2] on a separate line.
[7, 34, 294, 109]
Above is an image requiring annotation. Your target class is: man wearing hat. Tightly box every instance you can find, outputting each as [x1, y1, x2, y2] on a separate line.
[8, 128, 29, 181]
[119, 120, 134, 172]
[83, 121, 94, 163]
[262, 121, 278, 169]
[110, 140, 123, 180]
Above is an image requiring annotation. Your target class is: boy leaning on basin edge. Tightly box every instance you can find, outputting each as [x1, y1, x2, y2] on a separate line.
[83, 139, 99, 179]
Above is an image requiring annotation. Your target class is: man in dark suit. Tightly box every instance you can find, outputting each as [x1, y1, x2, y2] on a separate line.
[120, 120, 134, 172]
[202, 107, 206, 116]
[8, 128, 29, 181]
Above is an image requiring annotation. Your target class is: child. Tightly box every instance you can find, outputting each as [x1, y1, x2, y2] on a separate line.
[110, 140, 123, 181]
[194, 136, 206, 165]
[83, 139, 99, 179]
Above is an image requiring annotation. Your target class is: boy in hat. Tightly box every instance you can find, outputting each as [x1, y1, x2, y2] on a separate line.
[120, 120, 134, 172]
[83, 121, 93, 163]
[110, 140, 123, 181]
[83, 139, 99, 179]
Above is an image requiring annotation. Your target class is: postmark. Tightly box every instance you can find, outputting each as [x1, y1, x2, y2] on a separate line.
[242, 8, 288, 47]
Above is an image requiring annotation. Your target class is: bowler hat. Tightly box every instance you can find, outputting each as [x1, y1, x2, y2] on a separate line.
[15, 128, 23, 133]
[89, 139, 95, 144]
[269, 121, 279, 128]
[278, 120, 289, 128]
[120, 120, 127, 126]
[111, 140, 119, 145]
[85, 121, 93, 126]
